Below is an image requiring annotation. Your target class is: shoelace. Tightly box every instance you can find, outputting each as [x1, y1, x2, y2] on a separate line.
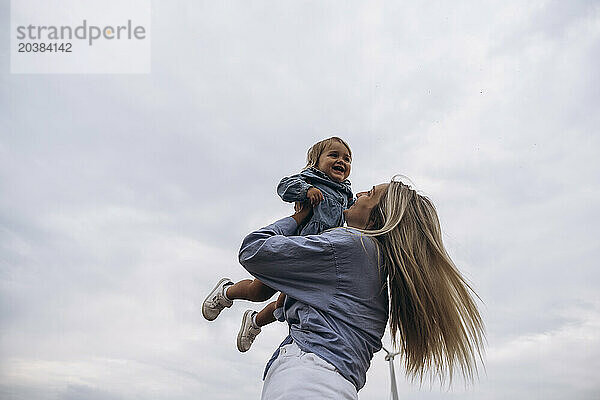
[207, 295, 223, 309]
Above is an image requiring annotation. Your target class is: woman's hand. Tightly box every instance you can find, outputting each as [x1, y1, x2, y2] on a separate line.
[292, 201, 313, 226]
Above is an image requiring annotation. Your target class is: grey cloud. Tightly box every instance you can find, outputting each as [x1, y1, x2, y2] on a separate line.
[1, 1, 599, 399]
[61, 385, 123, 400]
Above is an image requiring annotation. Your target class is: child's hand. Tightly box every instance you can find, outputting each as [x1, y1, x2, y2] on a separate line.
[307, 187, 324, 207]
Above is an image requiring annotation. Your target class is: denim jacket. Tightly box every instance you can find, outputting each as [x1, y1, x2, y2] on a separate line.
[277, 167, 354, 235]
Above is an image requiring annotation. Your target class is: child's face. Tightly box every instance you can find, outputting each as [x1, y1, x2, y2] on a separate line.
[316, 141, 352, 182]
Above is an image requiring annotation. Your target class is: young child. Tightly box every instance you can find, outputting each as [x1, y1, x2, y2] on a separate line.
[202, 137, 354, 352]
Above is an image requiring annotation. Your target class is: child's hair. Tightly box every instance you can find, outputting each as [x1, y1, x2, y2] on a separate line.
[303, 137, 352, 170]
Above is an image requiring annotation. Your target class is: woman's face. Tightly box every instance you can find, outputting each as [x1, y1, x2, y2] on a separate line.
[343, 183, 388, 229]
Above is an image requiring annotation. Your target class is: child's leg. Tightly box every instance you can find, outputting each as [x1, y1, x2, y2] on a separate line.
[237, 292, 285, 352]
[225, 279, 276, 302]
[255, 301, 277, 327]
[275, 292, 286, 308]
[255, 292, 286, 327]
[203, 277, 275, 321]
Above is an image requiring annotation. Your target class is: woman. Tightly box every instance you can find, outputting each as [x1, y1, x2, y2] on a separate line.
[238, 178, 485, 399]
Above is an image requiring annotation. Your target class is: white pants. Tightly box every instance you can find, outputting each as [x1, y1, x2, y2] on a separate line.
[261, 341, 358, 400]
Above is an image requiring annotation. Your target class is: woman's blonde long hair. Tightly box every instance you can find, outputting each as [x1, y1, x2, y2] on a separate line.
[361, 177, 485, 384]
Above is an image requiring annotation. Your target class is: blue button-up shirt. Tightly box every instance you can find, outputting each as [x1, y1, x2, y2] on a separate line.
[238, 217, 389, 391]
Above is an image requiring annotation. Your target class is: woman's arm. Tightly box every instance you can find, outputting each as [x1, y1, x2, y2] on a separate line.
[292, 200, 312, 225]
[238, 206, 337, 307]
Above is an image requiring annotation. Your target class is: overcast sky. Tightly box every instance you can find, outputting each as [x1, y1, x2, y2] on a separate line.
[1, 1, 599, 399]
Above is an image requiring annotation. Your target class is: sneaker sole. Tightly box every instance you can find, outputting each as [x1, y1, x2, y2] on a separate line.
[237, 309, 255, 352]
[202, 277, 232, 321]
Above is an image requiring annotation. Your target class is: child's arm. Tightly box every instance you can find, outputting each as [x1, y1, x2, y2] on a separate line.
[278, 174, 324, 206]
[277, 174, 313, 203]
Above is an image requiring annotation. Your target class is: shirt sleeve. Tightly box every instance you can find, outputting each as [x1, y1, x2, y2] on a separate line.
[273, 307, 286, 322]
[238, 217, 337, 308]
[277, 174, 312, 203]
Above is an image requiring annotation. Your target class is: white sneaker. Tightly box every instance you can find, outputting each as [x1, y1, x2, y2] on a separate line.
[202, 278, 234, 321]
[237, 310, 261, 352]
